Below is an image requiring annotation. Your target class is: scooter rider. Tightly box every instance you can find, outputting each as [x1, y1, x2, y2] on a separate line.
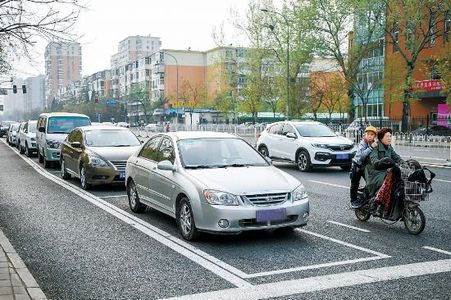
[350, 126, 378, 208]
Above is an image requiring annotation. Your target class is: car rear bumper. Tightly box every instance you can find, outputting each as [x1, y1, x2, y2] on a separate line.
[195, 198, 309, 233]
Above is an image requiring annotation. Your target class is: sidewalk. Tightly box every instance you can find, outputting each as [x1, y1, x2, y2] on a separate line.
[0, 229, 46, 300]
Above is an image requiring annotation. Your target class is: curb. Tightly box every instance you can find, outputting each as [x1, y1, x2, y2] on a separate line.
[0, 229, 47, 300]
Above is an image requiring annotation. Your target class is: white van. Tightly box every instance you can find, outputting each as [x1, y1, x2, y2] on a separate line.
[36, 112, 91, 168]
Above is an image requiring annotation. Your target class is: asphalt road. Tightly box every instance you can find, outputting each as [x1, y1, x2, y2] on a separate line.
[0, 138, 450, 299]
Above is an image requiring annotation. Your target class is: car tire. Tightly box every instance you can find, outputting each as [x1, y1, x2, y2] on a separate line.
[177, 198, 200, 241]
[258, 145, 269, 157]
[60, 158, 71, 180]
[19, 144, 25, 154]
[341, 165, 351, 171]
[43, 154, 51, 168]
[127, 179, 146, 213]
[26, 143, 32, 157]
[296, 150, 312, 172]
[38, 148, 44, 163]
[79, 164, 90, 190]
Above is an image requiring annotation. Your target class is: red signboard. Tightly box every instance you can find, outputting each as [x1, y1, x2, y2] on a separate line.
[414, 79, 444, 92]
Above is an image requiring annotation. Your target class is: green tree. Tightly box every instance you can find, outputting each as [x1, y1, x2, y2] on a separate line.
[127, 83, 151, 123]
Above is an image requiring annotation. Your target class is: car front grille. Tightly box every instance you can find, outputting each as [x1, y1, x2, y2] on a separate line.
[242, 192, 289, 206]
[239, 215, 298, 227]
[110, 160, 127, 172]
[328, 145, 353, 151]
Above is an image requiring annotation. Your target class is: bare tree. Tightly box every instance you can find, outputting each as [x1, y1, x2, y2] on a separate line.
[0, 0, 83, 73]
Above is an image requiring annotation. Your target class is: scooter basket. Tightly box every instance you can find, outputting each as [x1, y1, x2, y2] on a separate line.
[404, 181, 429, 202]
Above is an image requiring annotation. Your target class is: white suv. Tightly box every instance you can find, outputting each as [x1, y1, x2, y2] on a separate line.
[257, 121, 355, 172]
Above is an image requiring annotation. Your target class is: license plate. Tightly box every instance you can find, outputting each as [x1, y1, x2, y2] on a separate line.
[336, 154, 349, 160]
[119, 171, 125, 179]
[256, 208, 287, 222]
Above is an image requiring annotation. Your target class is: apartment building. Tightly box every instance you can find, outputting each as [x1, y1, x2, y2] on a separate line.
[110, 35, 161, 70]
[45, 42, 82, 108]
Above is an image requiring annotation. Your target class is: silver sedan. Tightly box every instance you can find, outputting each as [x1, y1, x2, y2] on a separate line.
[125, 131, 309, 241]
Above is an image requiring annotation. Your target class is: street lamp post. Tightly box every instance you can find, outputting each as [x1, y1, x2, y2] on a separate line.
[261, 8, 290, 120]
[161, 51, 179, 128]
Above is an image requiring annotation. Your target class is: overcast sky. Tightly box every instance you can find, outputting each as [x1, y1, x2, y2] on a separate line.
[14, 0, 257, 78]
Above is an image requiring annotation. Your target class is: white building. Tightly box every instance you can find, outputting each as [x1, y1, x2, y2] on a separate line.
[110, 35, 161, 70]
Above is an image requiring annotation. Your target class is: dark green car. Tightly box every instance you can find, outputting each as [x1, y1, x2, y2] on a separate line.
[60, 125, 141, 189]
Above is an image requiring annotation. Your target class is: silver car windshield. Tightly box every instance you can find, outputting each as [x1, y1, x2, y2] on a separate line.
[295, 124, 336, 137]
[178, 138, 269, 169]
[85, 130, 141, 147]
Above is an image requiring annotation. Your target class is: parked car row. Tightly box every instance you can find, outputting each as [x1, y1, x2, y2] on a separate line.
[5, 117, 343, 241]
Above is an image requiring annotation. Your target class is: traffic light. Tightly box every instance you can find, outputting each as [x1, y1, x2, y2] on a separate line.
[12, 85, 17, 94]
[22, 85, 26, 94]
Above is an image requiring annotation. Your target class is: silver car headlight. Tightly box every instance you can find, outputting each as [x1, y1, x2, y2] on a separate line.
[46, 140, 60, 149]
[312, 143, 328, 149]
[88, 155, 109, 168]
[292, 184, 308, 201]
[203, 190, 239, 206]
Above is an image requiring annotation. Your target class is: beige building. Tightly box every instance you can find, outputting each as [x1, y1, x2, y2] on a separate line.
[45, 42, 82, 108]
[110, 35, 161, 70]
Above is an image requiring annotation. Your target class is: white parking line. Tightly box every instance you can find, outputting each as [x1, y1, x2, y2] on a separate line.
[100, 195, 128, 199]
[308, 180, 349, 189]
[327, 221, 371, 233]
[435, 178, 451, 184]
[297, 229, 388, 258]
[165, 259, 451, 300]
[423, 246, 451, 256]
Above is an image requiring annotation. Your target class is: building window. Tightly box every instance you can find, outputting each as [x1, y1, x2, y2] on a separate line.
[445, 10, 450, 43]
[429, 12, 437, 47]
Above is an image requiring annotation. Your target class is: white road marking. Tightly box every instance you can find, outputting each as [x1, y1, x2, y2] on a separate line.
[435, 178, 451, 183]
[297, 229, 389, 258]
[308, 180, 348, 189]
[100, 195, 128, 199]
[404, 155, 445, 161]
[165, 259, 451, 300]
[327, 221, 371, 233]
[242, 257, 384, 278]
[1, 140, 251, 288]
[423, 246, 451, 256]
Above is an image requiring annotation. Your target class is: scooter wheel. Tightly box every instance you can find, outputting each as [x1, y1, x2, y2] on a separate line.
[355, 208, 371, 221]
[404, 206, 425, 235]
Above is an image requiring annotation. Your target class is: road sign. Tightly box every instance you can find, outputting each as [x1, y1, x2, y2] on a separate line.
[106, 99, 118, 106]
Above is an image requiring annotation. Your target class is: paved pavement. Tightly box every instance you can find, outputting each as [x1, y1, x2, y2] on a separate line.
[0, 230, 46, 300]
[0, 137, 450, 299]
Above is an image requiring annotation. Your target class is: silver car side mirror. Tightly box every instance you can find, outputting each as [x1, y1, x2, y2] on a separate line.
[157, 160, 176, 171]
[286, 132, 297, 139]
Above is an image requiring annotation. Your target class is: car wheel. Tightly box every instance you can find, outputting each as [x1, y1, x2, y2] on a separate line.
[79, 165, 90, 190]
[26, 143, 32, 157]
[38, 148, 44, 163]
[296, 150, 312, 172]
[127, 179, 146, 213]
[177, 198, 200, 241]
[43, 154, 51, 168]
[20, 143, 26, 154]
[259, 145, 269, 157]
[341, 165, 351, 171]
[60, 159, 71, 180]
